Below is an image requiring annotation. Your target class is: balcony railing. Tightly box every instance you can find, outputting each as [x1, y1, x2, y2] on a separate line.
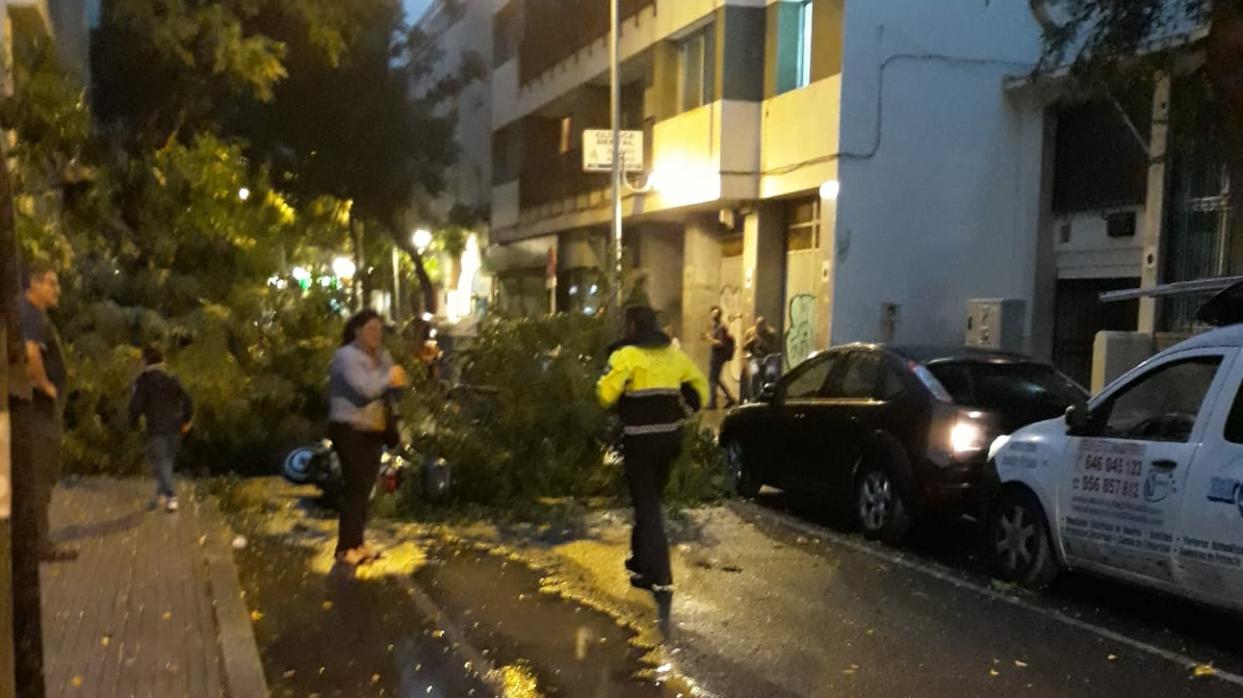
[520, 0, 654, 85]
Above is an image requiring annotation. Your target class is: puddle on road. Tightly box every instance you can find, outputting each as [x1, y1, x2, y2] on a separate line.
[233, 534, 491, 698]
[414, 543, 694, 697]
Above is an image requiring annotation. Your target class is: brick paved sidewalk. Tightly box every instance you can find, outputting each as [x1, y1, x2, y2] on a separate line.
[39, 478, 266, 698]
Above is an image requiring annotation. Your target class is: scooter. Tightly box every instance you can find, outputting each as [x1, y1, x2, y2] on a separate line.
[282, 437, 449, 504]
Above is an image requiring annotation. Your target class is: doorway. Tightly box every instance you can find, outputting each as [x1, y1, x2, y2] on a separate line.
[1052, 277, 1140, 386]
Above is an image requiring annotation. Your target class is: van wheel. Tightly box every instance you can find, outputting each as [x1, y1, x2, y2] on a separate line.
[989, 489, 1059, 590]
[724, 440, 760, 498]
[855, 459, 912, 544]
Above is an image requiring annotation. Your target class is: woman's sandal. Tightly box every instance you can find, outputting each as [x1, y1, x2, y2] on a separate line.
[335, 548, 368, 567]
[359, 546, 384, 564]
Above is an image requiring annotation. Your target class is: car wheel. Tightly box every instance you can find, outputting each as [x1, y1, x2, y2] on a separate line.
[724, 440, 761, 498]
[855, 460, 912, 544]
[989, 489, 1059, 590]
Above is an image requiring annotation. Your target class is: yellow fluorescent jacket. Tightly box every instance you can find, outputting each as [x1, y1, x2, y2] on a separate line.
[598, 344, 710, 436]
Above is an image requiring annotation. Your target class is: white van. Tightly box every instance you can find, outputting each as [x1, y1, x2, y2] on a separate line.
[987, 323, 1243, 613]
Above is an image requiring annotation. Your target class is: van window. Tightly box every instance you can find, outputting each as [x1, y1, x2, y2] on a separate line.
[1223, 380, 1243, 444]
[1096, 356, 1222, 443]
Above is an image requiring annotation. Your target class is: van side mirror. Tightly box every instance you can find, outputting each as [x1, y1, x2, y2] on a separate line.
[759, 382, 778, 403]
[1065, 402, 1092, 433]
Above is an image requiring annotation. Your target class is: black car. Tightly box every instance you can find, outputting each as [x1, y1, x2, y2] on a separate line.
[719, 344, 1087, 542]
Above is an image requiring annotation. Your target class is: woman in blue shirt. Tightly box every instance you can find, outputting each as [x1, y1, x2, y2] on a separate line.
[328, 310, 407, 566]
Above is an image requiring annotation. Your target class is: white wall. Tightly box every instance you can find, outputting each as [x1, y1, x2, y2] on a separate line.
[830, 0, 1047, 349]
[1054, 208, 1144, 280]
[418, 0, 507, 220]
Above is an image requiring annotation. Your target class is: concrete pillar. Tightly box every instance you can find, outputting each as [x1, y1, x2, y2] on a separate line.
[682, 214, 725, 371]
[1138, 75, 1172, 334]
[818, 190, 837, 351]
[633, 224, 684, 325]
[743, 203, 785, 337]
[1029, 106, 1060, 362]
[1092, 331, 1155, 393]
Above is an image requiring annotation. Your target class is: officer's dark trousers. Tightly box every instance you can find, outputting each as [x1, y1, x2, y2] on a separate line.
[623, 430, 683, 588]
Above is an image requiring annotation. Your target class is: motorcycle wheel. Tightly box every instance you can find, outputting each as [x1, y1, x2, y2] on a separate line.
[282, 446, 317, 485]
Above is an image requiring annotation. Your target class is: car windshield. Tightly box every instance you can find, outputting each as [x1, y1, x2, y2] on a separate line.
[928, 361, 1087, 412]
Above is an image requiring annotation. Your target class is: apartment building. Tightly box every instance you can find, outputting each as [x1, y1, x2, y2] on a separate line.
[468, 0, 1226, 389]
[483, 0, 1048, 386]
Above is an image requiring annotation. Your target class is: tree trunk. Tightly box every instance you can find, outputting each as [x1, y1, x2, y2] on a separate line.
[352, 222, 367, 311]
[1208, 0, 1243, 273]
[410, 247, 437, 316]
[389, 234, 437, 317]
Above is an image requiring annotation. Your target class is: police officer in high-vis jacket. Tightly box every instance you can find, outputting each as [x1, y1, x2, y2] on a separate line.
[599, 305, 709, 609]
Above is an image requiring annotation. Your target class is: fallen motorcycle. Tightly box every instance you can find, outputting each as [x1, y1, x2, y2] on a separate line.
[281, 437, 451, 505]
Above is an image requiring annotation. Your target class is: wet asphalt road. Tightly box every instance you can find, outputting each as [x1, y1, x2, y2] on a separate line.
[227, 479, 1243, 697]
[661, 490, 1243, 697]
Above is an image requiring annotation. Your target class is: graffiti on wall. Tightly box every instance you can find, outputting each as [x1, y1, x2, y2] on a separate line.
[719, 284, 746, 383]
[786, 293, 816, 370]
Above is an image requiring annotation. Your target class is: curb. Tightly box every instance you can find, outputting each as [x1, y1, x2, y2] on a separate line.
[197, 496, 270, 698]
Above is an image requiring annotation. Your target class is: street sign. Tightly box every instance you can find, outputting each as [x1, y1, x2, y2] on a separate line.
[583, 129, 644, 173]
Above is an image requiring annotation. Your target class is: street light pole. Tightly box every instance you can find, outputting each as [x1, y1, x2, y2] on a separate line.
[609, 0, 623, 312]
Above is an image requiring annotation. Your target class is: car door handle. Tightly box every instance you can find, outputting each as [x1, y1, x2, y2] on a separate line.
[1151, 459, 1178, 471]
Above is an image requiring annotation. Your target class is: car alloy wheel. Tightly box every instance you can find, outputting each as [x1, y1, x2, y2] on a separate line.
[988, 490, 1059, 589]
[725, 441, 760, 498]
[858, 470, 893, 533]
[993, 502, 1038, 576]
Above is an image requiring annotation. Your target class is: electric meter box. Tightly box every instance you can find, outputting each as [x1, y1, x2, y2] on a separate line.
[965, 298, 1026, 352]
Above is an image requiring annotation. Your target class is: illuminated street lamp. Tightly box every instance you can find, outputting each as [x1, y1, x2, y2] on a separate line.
[332, 256, 357, 280]
[820, 180, 840, 201]
[238, 187, 251, 202]
[412, 228, 433, 253]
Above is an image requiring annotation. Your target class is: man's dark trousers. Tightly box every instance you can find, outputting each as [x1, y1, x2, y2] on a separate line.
[708, 359, 733, 410]
[623, 431, 682, 588]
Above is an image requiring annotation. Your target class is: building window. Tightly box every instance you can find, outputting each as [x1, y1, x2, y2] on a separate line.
[678, 24, 715, 113]
[1052, 99, 1149, 213]
[786, 197, 820, 251]
[559, 116, 573, 155]
[491, 123, 522, 185]
[776, 0, 814, 95]
[796, 0, 814, 89]
[493, 1, 521, 68]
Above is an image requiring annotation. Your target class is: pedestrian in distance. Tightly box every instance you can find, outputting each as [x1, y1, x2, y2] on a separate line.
[329, 309, 408, 567]
[703, 305, 737, 410]
[598, 305, 709, 620]
[128, 344, 194, 512]
[741, 316, 778, 401]
[19, 261, 77, 561]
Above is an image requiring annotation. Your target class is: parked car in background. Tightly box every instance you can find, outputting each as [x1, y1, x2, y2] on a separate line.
[720, 344, 1086, 542]
[987, 322, 1243, 614]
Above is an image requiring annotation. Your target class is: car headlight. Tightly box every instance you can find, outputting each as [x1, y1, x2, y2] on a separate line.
[988, 434, 1012, 462]
[951, 421, 987, 455]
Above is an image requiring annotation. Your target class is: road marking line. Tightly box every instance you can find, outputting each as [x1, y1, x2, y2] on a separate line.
[393, 574, 507, 695]
[734, 501, 1243, 689]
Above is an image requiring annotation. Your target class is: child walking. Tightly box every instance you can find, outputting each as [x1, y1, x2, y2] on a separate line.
[129, 345, 194, 512]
